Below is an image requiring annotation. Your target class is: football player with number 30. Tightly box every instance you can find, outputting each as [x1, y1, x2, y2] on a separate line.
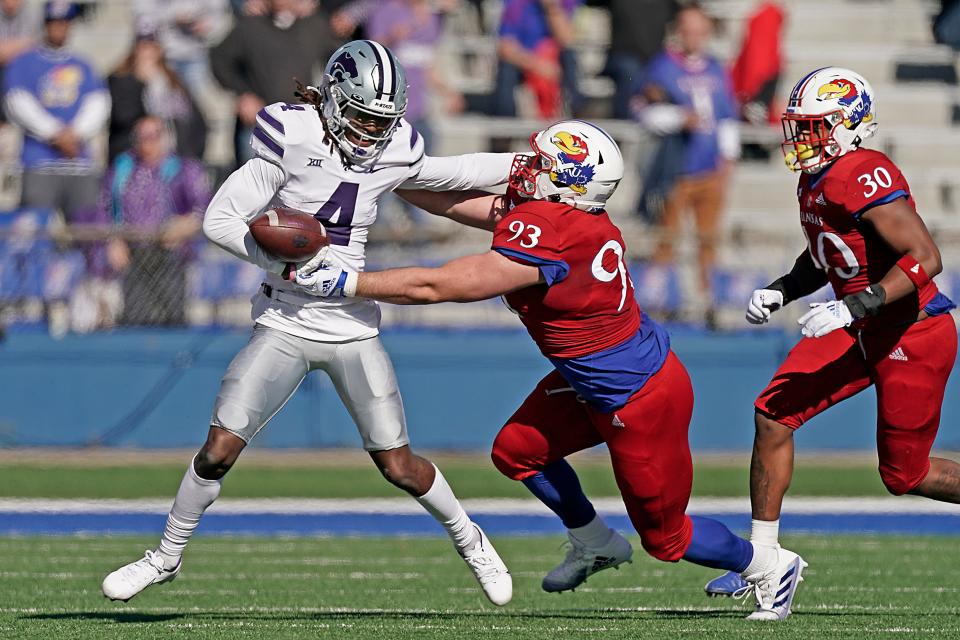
[704, 67, 959, 602]
[102, 40, 514, 605]
[300, 120, 807, 620]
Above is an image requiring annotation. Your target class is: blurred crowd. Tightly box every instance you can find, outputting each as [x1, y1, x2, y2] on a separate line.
[0, 0, 797, 333]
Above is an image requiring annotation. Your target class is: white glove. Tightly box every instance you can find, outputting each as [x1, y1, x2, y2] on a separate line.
[294, 265, 358, 298]
[745, 289, 784, 324]
[285, 245, 330, 281]
[797, 300, 853, 338]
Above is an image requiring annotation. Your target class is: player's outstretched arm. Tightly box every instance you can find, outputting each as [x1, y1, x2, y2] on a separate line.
[296, 251, 543, 304]
[406, 153, 516, 191]
[396, 189, 508, 231]
[356, 251, 541, 304]
[859, 198, 942, 306]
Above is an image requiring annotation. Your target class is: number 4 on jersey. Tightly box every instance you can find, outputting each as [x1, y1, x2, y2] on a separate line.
[314, 181, 359, 246]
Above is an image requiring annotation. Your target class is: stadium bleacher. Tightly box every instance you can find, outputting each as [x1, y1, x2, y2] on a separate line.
[0, 0, 957, 331]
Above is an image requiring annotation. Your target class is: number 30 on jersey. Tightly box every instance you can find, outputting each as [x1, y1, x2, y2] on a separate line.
[857, 167, 892, 198]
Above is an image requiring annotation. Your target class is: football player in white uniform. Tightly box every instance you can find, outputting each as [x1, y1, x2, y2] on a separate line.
[102, 40, 513, 606]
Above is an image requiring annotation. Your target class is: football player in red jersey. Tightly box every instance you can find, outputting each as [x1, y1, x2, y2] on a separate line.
[297, 120, 806, 621]
[704, 67, 959, 598]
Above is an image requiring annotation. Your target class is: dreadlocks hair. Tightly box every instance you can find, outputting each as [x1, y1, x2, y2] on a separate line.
[293, 78, 344, 161]
[293, 78, 322, 109]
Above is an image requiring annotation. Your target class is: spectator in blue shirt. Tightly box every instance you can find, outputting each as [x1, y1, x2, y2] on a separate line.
[638, 4, 739, 327]
[2, 1, 110, 222]
[0, 0, 43, 126]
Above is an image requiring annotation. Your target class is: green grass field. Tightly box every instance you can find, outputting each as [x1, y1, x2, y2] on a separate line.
[4, 452, 956, 638]
[2, 535, 959, 639]
[0, 453, 892, 498]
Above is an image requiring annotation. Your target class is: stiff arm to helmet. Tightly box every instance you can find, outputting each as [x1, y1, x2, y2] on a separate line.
[509, 120, 625, 212]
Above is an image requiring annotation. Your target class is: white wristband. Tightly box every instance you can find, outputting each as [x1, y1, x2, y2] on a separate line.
[343, 271, 359, 297]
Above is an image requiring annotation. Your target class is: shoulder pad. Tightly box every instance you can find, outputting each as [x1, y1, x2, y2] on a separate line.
[376, 119, 426, 168]
[251, 102, 319, 167]
[250, 102, 289, 167]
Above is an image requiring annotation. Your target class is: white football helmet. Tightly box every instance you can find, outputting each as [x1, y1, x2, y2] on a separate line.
[508, 120, 623, 212]
[782, 67, 878, 174]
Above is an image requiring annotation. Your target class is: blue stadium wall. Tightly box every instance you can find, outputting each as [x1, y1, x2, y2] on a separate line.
[3, 327, 960, 451]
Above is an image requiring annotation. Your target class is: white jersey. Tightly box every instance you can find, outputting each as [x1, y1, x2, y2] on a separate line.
[202, 101, 514, 341]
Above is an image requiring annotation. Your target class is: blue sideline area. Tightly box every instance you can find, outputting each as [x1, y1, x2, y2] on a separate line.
[3, 326, 960, 451]
[5, 512, 960, 537]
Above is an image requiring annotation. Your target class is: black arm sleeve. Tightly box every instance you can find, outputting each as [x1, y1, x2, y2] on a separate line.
[766, 251, 829, 306]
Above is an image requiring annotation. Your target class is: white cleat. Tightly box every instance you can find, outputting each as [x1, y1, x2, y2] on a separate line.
[744, 547, 807, 621]
[102, 550, 181, 602]
[542, 529, 633, 593]
[459, 525, 512, 606]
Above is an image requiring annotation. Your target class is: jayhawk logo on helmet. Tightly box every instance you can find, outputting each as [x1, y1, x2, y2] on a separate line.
[549, 131, 595, 194]
[817, 78, 873, 128]
[551, 131, 589, 164]
[817, 78, 858, 105]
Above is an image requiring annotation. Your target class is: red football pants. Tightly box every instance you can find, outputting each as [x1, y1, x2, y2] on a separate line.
[756, 314, 957, 494]
[491, 351, 695, 562]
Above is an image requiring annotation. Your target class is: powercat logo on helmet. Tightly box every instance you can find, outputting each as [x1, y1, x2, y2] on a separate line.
[331, 51, 360, 83]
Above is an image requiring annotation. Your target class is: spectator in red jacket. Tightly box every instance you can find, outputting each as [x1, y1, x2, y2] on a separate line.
[730, 1, 785, 126]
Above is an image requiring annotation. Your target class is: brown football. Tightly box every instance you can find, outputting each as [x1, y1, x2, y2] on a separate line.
[249, 207, 328, 262]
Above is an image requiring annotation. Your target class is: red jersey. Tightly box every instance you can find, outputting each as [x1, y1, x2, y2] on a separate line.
[797, 149, 942, 325]
[492, 200, 640, 359]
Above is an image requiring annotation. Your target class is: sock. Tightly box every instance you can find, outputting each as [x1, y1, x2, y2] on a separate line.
[751, 518, 780, 547]
[740, 541, 778, 578]
[681, 515, 754, 572]
[521, 459, 596, 528]
[156, 460, 222, 570]
[415, 464, 479, 550]
[568, 514, 613, 549]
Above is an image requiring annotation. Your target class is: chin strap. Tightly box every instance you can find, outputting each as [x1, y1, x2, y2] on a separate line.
[784, 150, 800, 172]
[786, 142, 831, 173]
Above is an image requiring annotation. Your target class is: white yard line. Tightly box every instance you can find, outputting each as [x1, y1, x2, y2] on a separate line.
[0, 496, 958, 515]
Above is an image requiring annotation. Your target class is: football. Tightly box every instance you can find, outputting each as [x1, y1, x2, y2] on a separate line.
[249, 207, 327, 262]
